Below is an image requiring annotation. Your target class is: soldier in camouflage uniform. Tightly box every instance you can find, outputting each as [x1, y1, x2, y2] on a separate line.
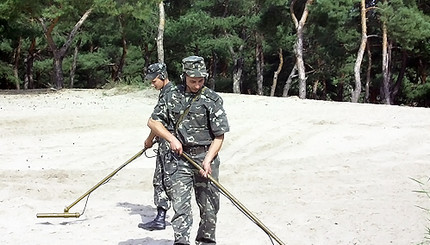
[147, 56, 229, 245]
[138, 63, 173, 231]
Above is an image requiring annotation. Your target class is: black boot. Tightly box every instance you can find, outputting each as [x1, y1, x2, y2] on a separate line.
[138, 207, 166, 231]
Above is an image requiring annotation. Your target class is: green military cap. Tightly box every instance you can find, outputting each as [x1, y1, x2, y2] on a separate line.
[182, 56, 208, 78]
[145, 63, 167, 81]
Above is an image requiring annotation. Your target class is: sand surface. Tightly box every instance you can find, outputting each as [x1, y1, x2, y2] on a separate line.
[1, 88, 430, 245]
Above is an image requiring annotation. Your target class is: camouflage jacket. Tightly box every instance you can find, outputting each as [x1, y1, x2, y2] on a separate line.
[158, 82, 174, 101]
[154, 82, 175, 155]
[151, 84, 229, 146]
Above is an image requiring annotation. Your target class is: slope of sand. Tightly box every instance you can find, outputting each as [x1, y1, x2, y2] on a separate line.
[1, 88, 429, 245]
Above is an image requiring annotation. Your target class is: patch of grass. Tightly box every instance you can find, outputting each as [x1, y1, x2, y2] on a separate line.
[411, 177, 430, 244]
[101, 79, 151, 96]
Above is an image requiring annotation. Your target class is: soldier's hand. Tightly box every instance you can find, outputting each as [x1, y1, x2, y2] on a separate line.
[199, 160, 212, 178]
[169, 138, 183, 155]
[144, 138, 154, 149]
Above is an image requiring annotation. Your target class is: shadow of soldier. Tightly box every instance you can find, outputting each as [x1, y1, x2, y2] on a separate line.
[118, 237, 173, 245]
[116, 202, 171, 226]
[116, 202, 173, 245]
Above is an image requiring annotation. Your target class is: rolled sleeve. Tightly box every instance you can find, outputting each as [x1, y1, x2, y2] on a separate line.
[209, 97, 230, 137]
[151, 96, 169, 127]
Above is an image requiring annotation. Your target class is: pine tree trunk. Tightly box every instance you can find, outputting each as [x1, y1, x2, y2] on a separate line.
[337, 76, 345, 102]
[283, 64, 297, 97]
[39, 8, 92, 89]
[352, 0, 367, 103]
[232, 57, 243, 94]
[70, 39, 81, 88]
[24, 38, 37, 89]
[142, 43, 155, 74]
[255, 32, 264, 95]
[229, 44, 244, 94]
[112, 16, 128, 83]
[13, 37, 22, 90]
[365, 41, 372, 103]
[118, 36, 128, 82]
[295, 29, 306, 99]
[271, 48, 283, 97]
[208, 52, 218, 90]
[312, 79, 319, 99]
[382, 19, 391, 104]
[53, 54, 64, 89]
[291, 0, 313, 99]
[390, 50, 407, 104]
[157, 1, 165, 63]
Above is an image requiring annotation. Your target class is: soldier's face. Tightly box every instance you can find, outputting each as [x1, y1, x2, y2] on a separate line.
[185, 76, 204, 93]
[151, 76, 165, 90]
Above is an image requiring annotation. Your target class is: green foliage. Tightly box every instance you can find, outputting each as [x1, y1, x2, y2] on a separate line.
[33, 58, 53, 87]
[76, 49, 108, 70]
[0, 38, 13, 53]
[304, 0, 360, 100]
[122, 45, 146, 84]
[402, 77, 430, 107]
[1, 0, 430, 107]
[0, 60, 16, 89]
[380, 0, 430, 50]
[166, 10, 214, 52]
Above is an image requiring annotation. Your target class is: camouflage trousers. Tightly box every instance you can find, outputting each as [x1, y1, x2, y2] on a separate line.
[164, 151, 220, 245]
[152, 148, 171, 211]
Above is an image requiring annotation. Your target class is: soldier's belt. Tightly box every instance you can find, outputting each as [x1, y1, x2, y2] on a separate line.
[183, 145, 209, 155]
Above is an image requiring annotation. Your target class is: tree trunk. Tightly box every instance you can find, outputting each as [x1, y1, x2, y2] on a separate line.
[312, 79, 319, 99]
[352, 0, 367, 103]
[255, 32, 264, 95]
[381, 18, 391, 105]
[283, 64, 297, 97]
[13, 37, 22, 90]
[322, 80, 327, 99]
[111, 15, 128, 83]
[142, 43, 156, 75]
[291, 0, 313, 99]
[208, 52, 218, 90]
[390, 49, 407, 104]
[52, 56, 64, 88]
[24, 38, 37, 89]
[365, 40, 372, 103]
[229, 44, 244, 94]
[232, 57, 244, 93]
[271, 48, 283, 97]
[39, 8, 92, 89]
[157, 0, 165, 63]
[295, 29, 306, 99]
[417, 59, 427, 84]
[70, 39, 81, 88]
[337, 75, 345, 102]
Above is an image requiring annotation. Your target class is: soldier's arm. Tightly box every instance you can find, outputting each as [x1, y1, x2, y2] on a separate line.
[147, 118, 183, 154]
[144, 130, 157, 149]
[200, 134, 224, 178]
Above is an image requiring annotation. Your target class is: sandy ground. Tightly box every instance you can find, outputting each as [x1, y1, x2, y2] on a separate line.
[1, 88, 430, 245]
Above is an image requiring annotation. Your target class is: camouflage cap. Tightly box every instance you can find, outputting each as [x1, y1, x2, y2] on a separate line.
[182, 56, 208, 78]
[145, 63, 167, 81]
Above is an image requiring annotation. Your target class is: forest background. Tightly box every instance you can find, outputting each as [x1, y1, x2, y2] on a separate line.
[1, 0, 430, 107]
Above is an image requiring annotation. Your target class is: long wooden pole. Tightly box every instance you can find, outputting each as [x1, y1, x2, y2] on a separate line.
[181, 152, 286, 245]
[36, 148, 147, 218]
